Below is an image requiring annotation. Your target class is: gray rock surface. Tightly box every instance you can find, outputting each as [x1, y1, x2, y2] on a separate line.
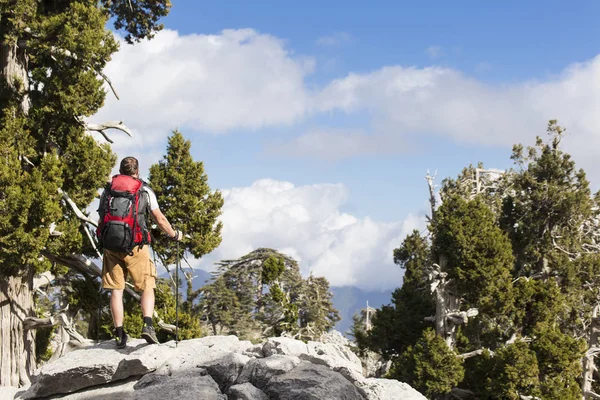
[11, 333, 427, 400]
[356, 378, 428, 400]
[264, 361, 365, 400]
[236, 354, 301, 388]
[132, 370, 226, 400]
[18, 339, 172, 399]
[227, 382, 269, 400]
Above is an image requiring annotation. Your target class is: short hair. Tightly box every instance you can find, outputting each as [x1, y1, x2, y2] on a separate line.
[119, 157, 139, 176]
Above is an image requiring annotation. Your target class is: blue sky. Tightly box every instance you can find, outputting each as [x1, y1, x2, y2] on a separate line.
[95, 1, 600, 290]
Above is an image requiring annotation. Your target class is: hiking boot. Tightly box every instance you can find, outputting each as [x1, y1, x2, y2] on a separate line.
[141, 324, 159, 344]
[114, 329, 128, 349]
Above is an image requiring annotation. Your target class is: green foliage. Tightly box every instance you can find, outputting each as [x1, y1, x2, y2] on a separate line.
[433, 195, 515, 316]
[0, 0, 170, 360]
[393, 229, 430, 287]
[197, 248, 339, 340]
[360, 230, 435, 358]
[389, 328, 464, 399]
[100, 0, 171, 44]
[364, 122, 598, 399]
[34, 295, 55, 364]
[262, 256, 285, 284]
[299, 275, 340, 337]
[501, 120, 592, 277]
[148, 130, 224, 265]
[365, 284, 434, 359]
[478, 342, 541, 400]
[530, 324, 585, 400]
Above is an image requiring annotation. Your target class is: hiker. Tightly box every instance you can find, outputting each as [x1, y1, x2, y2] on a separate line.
[97, 156, 183, 348]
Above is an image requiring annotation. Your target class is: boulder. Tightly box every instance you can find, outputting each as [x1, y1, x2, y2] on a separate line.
[262, 336, 363, 376]
[18, 339, 174, 399]
[153, 345, 250, 392]
[132, 370, 225, 400]
[356, 378, 428, 400]
[236, 354, 301, 388]
[264, 361, 365, 400]
[226, 382, 269, 400]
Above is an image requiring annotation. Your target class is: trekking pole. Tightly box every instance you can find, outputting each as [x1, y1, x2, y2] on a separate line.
[175, 238, 180, 347]
[98, 284, 102, 343]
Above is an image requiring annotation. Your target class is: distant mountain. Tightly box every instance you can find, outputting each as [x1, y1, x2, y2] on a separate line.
[159, 269, 395, 338]
[330, 286, 393, 337]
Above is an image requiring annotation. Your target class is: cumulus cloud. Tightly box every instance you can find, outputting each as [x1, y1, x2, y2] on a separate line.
[193, 179, 424, 291]
[93, 28, 600, 179]
[90, 28, 315, 148]
[313, 57, 600, 179]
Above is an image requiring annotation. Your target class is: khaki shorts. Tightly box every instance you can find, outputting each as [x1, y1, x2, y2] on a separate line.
[102, 245, 157, 291]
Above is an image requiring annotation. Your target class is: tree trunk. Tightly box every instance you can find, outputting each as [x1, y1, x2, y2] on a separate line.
[1, 20, 35, 387]
[0, 268, 36, 387]
[583, 304, 600, 399]
[1, 28, 30, 114]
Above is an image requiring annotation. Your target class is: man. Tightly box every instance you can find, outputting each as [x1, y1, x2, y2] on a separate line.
[97, 156, 183, 348]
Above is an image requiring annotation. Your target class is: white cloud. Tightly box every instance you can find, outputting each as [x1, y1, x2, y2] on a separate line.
[316, 32, 352, 47]
[313, 58, 600, 180]
[193, 179, 424, 290]
[92, 28, 600, 181]
[426, 46, 443, 59]
[91, 28, 315, 149]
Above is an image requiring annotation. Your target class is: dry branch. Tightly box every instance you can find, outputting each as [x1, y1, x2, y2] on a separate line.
[449, 388, 475, 399]
[58, 188, 98, 227]
[585, 392, 600, 400]
[458, 348, 494, 359]
[33, 271, 55, 291]
[85, 120, 133, 143]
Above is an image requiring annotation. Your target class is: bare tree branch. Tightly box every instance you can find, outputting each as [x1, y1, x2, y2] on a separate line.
[449, 388, 475, 399]
[33, 271, 55, 292]
[585, 392, 600, 400]
[458, 348, 494, 359]
[97, 69, 119, 100]
[85, 120, 133, 143]
[58, 188, 98, 227]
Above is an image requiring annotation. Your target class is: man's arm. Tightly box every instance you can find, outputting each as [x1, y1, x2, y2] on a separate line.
[150, 207, 182, 240]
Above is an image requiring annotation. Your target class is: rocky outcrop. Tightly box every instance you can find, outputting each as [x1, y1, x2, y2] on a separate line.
[8, 333, 426, 400]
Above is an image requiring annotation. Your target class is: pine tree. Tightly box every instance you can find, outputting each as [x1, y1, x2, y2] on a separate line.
[147, 130, 224, 334]
[148, 130, 224, 265]
[365, 121, 600, 399]
[358, 230, 434, 359]
[0, 0, 170, 386]
[298, 274, 340, 340]
[389, 328, 464, 399]
[197, 248, 340, 340]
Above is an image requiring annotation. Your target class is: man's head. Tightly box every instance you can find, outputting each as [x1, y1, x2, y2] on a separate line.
[119, 156, 139, 177]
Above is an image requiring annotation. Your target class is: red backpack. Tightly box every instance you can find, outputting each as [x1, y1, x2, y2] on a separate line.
[96, 174, 151, 254]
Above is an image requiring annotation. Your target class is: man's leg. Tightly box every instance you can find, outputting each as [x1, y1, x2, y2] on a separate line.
[127, 246, 159, 344]
[141, 287, 154, 319]
[110, 289, 124, 327]
[102, 250, 128, 348]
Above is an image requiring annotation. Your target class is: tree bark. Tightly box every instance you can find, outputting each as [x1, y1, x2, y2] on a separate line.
[1, 14, 35, 387]
[0, 268, 36, 387]
[1, 28, 29, 114]
[583, 305, 600, 399]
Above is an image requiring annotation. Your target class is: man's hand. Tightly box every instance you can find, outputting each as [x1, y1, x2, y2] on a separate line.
[172, 229, 183, 241]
